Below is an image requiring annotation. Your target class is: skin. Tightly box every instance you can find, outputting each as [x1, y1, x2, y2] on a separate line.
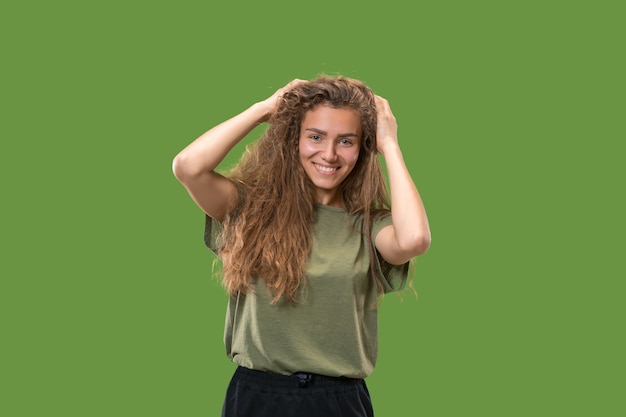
[298, 105, 362, 207]
[173, 79, 430, 266]
[373, 95, 431, 264]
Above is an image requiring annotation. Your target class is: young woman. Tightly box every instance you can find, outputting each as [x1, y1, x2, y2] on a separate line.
[173, 76, 430, 417]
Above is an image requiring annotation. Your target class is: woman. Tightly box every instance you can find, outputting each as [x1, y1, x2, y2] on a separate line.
[173, 76, 430, 416]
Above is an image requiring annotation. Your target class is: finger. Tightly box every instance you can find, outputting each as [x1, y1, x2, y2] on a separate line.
[287, 78, 307, 88]
[374, 95, 390, 111]
[276, 79, 306, 97]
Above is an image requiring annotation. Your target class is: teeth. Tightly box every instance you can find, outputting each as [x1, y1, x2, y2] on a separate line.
[316, 164, 338, 172]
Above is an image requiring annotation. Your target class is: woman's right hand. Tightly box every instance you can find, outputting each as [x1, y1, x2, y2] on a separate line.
[258, 79, 307, 122]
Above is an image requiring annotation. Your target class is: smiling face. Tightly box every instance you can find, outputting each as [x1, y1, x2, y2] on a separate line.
[298, 105, 362, 207]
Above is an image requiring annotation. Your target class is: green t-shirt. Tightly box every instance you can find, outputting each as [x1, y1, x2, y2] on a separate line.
[204, 203, 408, 379]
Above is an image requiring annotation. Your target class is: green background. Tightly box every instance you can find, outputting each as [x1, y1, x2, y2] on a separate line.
[2, 0, 623, 416]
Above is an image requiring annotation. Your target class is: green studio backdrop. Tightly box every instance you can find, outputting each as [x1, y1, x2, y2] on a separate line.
[1, 0, 623, 416]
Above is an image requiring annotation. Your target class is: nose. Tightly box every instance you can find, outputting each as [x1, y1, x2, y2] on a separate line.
[321, 141, 337, 162]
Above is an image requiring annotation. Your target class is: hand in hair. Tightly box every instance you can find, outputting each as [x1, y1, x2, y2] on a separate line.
[372, 94, 431, 264]
[173, 78, 304, 222]
[374, 95, 399, 156]
[258, 79, 307, 123]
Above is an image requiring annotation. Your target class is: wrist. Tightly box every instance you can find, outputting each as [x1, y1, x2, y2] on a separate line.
[249, 101, 273, 124]
[378, 141, 401, 157]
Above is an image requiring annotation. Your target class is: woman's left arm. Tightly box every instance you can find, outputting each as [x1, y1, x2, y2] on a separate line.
[374, 95, 431, 265]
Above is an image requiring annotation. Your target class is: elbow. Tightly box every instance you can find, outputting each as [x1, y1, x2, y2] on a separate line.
[416, 233, 431, 255]
[172, 151, 198, 184]
[401, 232, 431, 257]
[172, 154, 185, 182]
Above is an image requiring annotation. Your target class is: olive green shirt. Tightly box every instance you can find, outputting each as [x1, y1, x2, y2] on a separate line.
[204, 204, 408, 378]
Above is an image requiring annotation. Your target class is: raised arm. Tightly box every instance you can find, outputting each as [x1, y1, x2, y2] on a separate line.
[373, 95, 431, 265]
[172, 79, 305, 221]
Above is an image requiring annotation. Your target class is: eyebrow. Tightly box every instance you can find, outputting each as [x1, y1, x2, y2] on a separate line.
[304, 128, 359, 137]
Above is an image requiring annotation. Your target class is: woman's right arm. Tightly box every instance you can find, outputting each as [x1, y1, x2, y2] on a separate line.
[172, 102, 270, 221]
[172, 80, 304, 221]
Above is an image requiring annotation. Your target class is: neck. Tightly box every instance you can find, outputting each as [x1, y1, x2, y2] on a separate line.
[314, 190, 344, 208]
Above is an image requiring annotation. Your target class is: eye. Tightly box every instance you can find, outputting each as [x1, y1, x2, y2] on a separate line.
[310, 134, 322, 141]
[339, 138, 354, 146]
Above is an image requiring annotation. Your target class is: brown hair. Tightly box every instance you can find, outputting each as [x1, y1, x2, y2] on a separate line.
[217, 76, 391, 303]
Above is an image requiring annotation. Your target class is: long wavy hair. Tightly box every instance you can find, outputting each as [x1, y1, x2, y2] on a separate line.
[217, 76, 391, 303]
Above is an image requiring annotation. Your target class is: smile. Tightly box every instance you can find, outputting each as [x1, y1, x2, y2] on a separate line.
[314, 163, 339, 173]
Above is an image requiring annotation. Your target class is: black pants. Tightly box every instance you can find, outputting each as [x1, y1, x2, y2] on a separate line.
[221, 366, 375, 417]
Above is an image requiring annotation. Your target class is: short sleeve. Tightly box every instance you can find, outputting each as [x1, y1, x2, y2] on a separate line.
[203, 181, 244, 254]
[371, 215, 409, 293]
[204, 215, 223, 254]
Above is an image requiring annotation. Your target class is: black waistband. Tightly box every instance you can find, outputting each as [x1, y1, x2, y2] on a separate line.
[233, 366, 364, 389]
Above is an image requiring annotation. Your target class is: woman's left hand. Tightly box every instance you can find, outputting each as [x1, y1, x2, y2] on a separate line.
[375, 95, 399, 154]
[372, 94, 431, 264]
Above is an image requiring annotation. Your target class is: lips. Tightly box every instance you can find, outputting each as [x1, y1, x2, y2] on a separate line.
[314, 163, 339, 173]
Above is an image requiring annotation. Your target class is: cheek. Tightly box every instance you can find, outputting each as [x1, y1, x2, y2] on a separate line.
[345, 148, 361, 166]
[298, 141, 315, 159]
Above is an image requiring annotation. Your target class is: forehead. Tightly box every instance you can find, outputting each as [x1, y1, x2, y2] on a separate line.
[301, 105, 362, 134]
